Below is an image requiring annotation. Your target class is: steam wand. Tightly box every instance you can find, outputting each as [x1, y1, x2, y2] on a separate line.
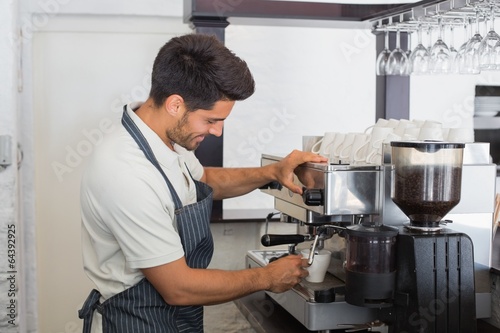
[306, 224, 346, 265]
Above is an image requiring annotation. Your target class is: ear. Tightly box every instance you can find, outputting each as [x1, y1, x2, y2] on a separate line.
[164, 94, 185, 117]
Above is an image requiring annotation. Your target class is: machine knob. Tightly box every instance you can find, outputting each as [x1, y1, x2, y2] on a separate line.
[261, 234, 307, 247]
[302, 188, 324, 206]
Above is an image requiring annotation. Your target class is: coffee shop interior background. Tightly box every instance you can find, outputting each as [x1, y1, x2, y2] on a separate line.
[1, 0, 500, 332]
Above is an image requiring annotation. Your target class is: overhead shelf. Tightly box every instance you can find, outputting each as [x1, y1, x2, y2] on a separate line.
[184, 0, 411, 24]
[185, 0, 487, 26]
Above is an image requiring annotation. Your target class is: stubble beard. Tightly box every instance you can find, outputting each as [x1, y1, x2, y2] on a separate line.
[166, 112, 201, 151]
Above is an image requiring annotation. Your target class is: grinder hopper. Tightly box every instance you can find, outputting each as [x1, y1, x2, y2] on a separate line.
[390, 141, 465, 230]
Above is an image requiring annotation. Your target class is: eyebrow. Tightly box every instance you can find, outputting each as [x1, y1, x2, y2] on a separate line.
[206, 116, 226, 122]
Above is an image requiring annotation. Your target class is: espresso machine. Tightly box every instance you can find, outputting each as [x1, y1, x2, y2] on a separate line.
[246, 139, 497, 332]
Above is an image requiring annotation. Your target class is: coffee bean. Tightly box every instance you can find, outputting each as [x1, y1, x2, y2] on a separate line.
[392, 165, 462, 226]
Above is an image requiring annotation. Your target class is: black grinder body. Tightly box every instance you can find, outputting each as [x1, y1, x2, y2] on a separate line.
[389, 228, 477, 333]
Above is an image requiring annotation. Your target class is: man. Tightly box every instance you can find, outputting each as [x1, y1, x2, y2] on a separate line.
[79, 33, 327, 333]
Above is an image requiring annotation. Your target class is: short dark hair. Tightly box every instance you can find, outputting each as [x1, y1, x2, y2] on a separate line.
[149, 33, 255, 111]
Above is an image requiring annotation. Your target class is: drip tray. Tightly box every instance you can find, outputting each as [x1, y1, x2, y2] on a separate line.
[246, 250, 381, 331]
[246, 250, 289, 266]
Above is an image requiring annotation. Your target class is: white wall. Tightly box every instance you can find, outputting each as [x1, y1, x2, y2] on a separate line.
[6, 1, 500, 333]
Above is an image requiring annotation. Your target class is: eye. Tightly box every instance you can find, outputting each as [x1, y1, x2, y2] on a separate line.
[207, 119, 217, 125]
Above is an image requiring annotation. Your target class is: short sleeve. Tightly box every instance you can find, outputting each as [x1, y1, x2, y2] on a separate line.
[83, 160, 185, 269]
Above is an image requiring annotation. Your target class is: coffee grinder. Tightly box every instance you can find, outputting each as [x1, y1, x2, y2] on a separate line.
[341, 141, 476, 332]
[385, 141, 476, 332]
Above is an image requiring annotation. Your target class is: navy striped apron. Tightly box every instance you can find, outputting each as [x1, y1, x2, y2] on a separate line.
[79, 106, 214, 332]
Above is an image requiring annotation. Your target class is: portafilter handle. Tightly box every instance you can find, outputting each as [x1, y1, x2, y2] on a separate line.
[260, 234, 312, 247]
[306, 225, 346, 265]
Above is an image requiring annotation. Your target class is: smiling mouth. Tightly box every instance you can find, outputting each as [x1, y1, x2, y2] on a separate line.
[194, 135, 205, 144]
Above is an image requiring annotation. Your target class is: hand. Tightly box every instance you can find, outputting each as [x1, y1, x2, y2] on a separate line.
[263, 254, 310, 293]
[274, 150, 328, 194]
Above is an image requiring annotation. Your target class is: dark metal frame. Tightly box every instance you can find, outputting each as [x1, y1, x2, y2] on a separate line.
[375, 31, 410, 121]
[184, 0, 403, 22]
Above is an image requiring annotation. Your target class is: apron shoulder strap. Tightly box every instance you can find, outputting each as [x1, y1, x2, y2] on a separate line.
[121, 105, 183, 210]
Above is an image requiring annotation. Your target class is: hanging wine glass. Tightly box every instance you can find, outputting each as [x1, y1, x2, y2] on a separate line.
[457, 18, 472, 74]
[430, 16, 451, 74]
[463, 8, 483, 74]
[386, 29, 409, 76]
[405, 30, 413, 58]
[478, 4, 500, 70]
[426, 25, 433, 53]
[405, 31, 413, 75]
[409, 24, 430, 75]
[448, 23, 459, 73]
[376, 30, 391, 76]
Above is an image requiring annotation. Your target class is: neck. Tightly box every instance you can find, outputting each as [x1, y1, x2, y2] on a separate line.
[135, 99, 175, 150]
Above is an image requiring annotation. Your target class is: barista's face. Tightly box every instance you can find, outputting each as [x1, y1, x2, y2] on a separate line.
[168, 100, 234, 151]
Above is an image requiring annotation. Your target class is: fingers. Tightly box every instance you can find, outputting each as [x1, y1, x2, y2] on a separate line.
[284, 151, 325, 166]
[270, 254, 308, 276]
[301, 257, 311, 268]
[303, 151, 328, 163]
[276, 150, 328, 194]
[299, 258, 310, 279]
[264, 254, 311, 293]
[282, 181, 302, 194]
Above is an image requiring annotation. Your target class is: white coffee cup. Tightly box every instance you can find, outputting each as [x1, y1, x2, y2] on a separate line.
[394, 119, 416, 137]
[367, 132, 400, 164]
[350, 133, 370, 165]
[403, 127, 420, 141]
[447, 128, 475, 143]
[411, 119, 426, 128]
[301, 249, 332, 283]
[355, 127, 393, 165]
[383, 132, 402, 143]
[369, 126, 394, 143]
[364, 127, 395, 165]
[418, 127, 444, 141]
[329, 133, 346, 163]
[366, 147, 383, 164]
[303, 136, 323, 153]
[311, 132, 337, 157]
[338, 132, 358, 163]
[364, 118, 389, 134]
[385, 118, 400, 128]
[421, 120, 443, 129]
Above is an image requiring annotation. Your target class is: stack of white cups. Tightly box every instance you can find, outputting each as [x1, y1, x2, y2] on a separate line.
[310, 118, 474, 165]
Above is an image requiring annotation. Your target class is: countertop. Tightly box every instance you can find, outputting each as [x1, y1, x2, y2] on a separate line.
[234, 291, 500, 333]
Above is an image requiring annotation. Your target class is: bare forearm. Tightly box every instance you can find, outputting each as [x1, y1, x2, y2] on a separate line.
[204, 165, 275, 200]
[142, 255, 307, 306]
[163, 267, 269, 306]
[202, 150, 328, 200]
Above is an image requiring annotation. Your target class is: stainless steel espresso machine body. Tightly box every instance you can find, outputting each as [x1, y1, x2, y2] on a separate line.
[246, 140, 496, 332]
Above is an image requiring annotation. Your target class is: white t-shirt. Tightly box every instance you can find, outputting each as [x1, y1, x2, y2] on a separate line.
[81, 102, 204, 303]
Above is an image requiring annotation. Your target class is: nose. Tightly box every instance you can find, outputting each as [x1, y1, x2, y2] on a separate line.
[208, 122, 223, 137]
